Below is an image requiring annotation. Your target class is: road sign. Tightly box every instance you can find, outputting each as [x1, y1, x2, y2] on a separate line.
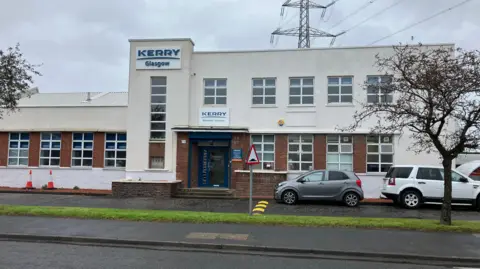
[246, 145, 260, 165]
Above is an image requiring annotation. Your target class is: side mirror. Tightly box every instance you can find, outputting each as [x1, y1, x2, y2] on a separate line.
[297, 178, 305, 183]
[460, 177, 469, 183]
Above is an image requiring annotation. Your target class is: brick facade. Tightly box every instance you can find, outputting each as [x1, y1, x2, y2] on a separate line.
[112, 181, 181, 199]
[230, 133, 250, 188]
[313, 134, 327, 170]
[176, 132, 189, 187]
[28, 132, 40, 167]
[353, 135, 367, 173]
[234, 172, 287, 197]
[0, 132, 8, 166]
[149, 142, 165, 168]
[274, 134, 288, 171]
[93, 132, 105, 168]
[60, 132, 72, 168]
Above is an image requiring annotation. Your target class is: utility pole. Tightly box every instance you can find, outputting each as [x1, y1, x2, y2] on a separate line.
[271, 0, 344, 48]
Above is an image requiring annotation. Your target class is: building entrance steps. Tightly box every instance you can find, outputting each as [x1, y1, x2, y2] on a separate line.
[174, 188, 236, 199]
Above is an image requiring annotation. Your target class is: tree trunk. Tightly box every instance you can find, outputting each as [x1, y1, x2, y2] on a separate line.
[440, 158, 453, 225]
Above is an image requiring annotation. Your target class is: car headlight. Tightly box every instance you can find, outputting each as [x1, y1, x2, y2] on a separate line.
[276, 182, 287, 188]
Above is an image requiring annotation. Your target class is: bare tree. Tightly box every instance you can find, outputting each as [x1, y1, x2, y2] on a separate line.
[340, 44, 480, 225]
[0, 43, 41, 118]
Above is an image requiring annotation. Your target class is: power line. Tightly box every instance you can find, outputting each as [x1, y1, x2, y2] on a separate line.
[367, 0, 473, 45]
[328, 0, 378, 30]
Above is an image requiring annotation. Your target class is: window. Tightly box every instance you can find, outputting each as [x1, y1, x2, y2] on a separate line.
[252, 78, 276, 105]
[150, 157, 164, 169]
[204, 79, 227, 105]
[151, 77, 167, 140]
[72, 132, 93, 167]
[326, 135, 353, 171]
[289, 77, 314, 105]
[105, 133, 127, 168]
[40, 132, 61, 166]
[417, 168, 443, 181]
[385, 167, 413, 179]
[8, 132, 29, 166]
[288, 134, 313, 171]
[328, 171, 350, 180]
[367, 135, 394, 172]
[367, 76, 393, 104]
[251, 135, 275, 170]
[304, 171, 325, 182]
[327, 77, 353, 103]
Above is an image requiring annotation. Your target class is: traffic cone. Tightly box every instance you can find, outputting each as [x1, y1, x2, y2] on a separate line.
[24, 170, 35, 190]
[47, 170, 56, 190]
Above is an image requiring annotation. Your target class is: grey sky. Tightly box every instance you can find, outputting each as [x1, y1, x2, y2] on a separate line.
[0, 0, 478, 93]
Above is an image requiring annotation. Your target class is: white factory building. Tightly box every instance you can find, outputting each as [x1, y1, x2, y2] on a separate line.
[0, 38, 476, 198]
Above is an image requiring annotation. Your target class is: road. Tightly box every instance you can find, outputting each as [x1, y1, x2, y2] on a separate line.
[1, 193, 479, 220]
[0, 241, 458, 269]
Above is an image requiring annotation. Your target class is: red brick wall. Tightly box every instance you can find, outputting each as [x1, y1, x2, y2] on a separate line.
[149, 142, 165, 168]
[190, 143, 199, 188]
[60, 132, 72, 168]
[314, 134, 326, 169]
[93, 132, 105, 168]
[176, 132, 189, 187]
[275, 134, 288, 171]
[234, 172, 287, 197]
[230, 133, 250, 188]
[28, 132, 40, 167]
[353, 135, 367, 173]
[0, 132, 9, 166]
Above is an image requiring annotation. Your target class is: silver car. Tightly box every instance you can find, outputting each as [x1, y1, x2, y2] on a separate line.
[274, 170, 364, 207]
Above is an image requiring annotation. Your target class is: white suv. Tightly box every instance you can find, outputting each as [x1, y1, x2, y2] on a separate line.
[381, 165, 480, 209]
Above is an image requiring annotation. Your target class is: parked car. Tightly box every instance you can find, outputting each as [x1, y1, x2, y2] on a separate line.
[381, 165, 480, 209]
[274, 170, 364, 207]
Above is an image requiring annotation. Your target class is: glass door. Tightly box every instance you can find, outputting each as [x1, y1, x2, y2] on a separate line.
[198, 147, 228, 188]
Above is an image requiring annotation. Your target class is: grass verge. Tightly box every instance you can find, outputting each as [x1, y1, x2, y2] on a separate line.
[0, 204, 479, 233]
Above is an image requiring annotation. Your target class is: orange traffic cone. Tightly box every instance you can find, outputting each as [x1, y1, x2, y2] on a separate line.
[47, 170, 56, 190]
[24, 170, 35, 190]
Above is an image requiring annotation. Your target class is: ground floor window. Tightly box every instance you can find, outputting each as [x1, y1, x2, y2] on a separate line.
[326, 135, 353, 171]
[251, 134, 275, 170]
[105, 133, 127, 168]
[367, 135, 394, 172]
[72, 132, 93, 167]
[8, 132, 29, 166]
[40, 132, 61, 166]
[288, 134, 313, 171]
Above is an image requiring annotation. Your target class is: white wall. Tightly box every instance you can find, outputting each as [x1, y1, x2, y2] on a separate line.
[0, 106, 127, 131]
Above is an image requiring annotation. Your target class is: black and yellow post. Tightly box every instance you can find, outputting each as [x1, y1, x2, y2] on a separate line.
[252, 201, 269, 215]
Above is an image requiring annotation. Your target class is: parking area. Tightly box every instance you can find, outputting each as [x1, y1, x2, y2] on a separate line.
[0, 193, 478, 220]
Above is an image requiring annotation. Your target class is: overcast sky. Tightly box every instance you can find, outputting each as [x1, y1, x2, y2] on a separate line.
[0, 0, 478, 93]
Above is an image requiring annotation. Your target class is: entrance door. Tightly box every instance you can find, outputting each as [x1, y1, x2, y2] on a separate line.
[198, 147, 228, 188]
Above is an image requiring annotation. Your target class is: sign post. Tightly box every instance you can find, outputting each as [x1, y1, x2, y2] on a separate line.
[245, 144, 260, 215]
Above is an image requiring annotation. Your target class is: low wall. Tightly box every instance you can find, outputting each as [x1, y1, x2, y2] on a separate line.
[233, 170, 287, 197]
[112, 180, 182, 198]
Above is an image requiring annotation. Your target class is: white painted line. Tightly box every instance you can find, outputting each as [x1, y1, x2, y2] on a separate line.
[473, 233, 480, 238]
[454, 267, 480, 269]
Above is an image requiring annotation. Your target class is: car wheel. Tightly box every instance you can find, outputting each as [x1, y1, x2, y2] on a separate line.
[477, 195, 480, 211]
[401, 190, 421, 209]
[343, 192, 360, 207]
[282, 190, 297, 205]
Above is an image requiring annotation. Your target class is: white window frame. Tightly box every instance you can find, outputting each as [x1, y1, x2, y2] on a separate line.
[288, 134, 314, 171]
[204, 78, 227, 105]
[40, 132, 61, 167]
[8, 132, 29, 166]
[289, 77, 314, 105]
[367, 135, 394, 173]
[327, 76, 353, 104]
[326, 135, 353, 171]
[105, 133, 127, 168]
[252, 78, 276, 105]
[150, 77, 167, 141]
[251, 134, 275, 170]
[71, 132, 94, 167]
[367, 75, 393, 104]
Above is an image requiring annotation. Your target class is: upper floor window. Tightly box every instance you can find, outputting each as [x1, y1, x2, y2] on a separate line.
[367, 75, 393, 104]
[251, 134, 275, 170]
[288, 134, 313, 171]
[40, 132, 61, 166]
[72, 132, 93, 167]
[204, 79, 227, 105]
[328, 77, 353, 103]
[151, 77, 167, 141]
[289, 77, 314, 105]
[105, 133, 127, 168]
[252, 78, 276, 105]
[367, 135, 394, 172]
[326, 135, 353, 171]
[8, 132, 29, 166]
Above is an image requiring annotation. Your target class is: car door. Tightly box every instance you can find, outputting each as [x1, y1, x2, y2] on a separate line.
[415, 168, 444, 200]
[450, 171, 474, 202]
[318, 171, 350, 198]
[297, 171, 325, 198]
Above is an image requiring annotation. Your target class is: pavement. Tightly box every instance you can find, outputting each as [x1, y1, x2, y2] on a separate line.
[1, 193, 480, 220]
[0, 215, 479, 268]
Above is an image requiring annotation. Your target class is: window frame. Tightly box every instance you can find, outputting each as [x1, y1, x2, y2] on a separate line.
[150, 76, 167, 141]
[366, 75, 393, 104]
[204, 78, 227, 106]
[8, 132, 30, 166]
[288, 77, 315, 105]
[366, 135, 394, 173]
[39, 132, 61, 167]
[326, 135, 353, 171]
[252, 78, 276, 106]
[250, 134, 275, 170]
[287, 134, 314, 171]
[71, 132, 94, 167]
[327, 76, 354, 104]
[104, 133, 127, 168]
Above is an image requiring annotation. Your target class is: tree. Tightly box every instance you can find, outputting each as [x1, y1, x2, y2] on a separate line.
[0, 43, 41, 118]
[340, 44, 480, 225]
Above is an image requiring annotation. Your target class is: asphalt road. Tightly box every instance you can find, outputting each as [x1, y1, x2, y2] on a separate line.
[0, 241, 458, 269]
[1, 193, 479, 220]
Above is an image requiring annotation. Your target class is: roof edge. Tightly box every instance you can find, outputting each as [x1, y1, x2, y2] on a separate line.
[128, 38, 195, 46]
